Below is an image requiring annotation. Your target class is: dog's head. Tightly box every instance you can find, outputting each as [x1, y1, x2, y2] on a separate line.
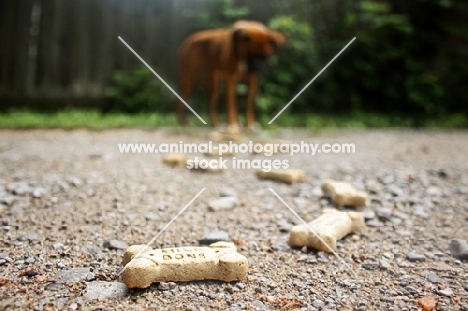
[232, 21, 287, 74]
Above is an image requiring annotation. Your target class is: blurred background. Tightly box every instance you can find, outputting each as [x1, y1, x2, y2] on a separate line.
[1, 0, 467, 128]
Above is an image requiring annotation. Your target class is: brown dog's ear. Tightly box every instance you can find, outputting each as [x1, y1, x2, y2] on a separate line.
[233, 28, 250, 43]
[268, 30, 287, 48]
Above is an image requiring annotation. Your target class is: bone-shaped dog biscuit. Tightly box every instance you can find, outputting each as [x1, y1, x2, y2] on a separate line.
[122, 242, 248, 288]
[289, 209, 365, 253]
[256, 169, 306, 184]
[162, 154, 188, 167]
[321, 179, 368, 208]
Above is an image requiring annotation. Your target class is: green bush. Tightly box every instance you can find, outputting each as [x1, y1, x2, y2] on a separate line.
[105, 68, 172, 113]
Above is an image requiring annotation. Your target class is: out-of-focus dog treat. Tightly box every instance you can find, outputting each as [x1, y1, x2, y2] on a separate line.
[204, 147, 236, 157]
[289, 209, 365, 253]
[321, 180, 368, 208]
[162, 154, 187, 167]
[208, 131, 243, 142]
[251, 139, 291, 155]
[122, 242, 248, 288]
[187, 158, 225, 173]
[256, 169, 306, 184]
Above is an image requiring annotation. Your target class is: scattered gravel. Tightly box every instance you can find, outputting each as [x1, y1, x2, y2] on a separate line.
[0, 129, 467, 310]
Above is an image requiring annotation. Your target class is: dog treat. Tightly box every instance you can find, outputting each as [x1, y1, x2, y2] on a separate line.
[122, 242, 248, 288]
[256, 169, 306, 184]
[187, 158, 225, 173]
[321, 180, 368, 208]
[162, 154, 187, 167]
[208, 131, 243, 142]
[251, 139, 291, 155]
[289, 209, 365, 252]
[204, 147, 236, 157]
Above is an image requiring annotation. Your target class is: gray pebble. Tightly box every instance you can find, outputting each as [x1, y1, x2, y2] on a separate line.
[207, 197, 238, 212]
[219, 187, 237, 197]
[45, 282, 63, 291]
[81, 244, 103, 254]
[449, 239, 468, 260]
[406, 252, 426, 262]
[145, 213, 160, 221]
[103, 240, 129, 250]
[277, 219, 292, 232]
[376, 207, 393, 222]
[17, 232, 39, 241]
[198, 230, 230, 245]
[54, 267, 95, 282]
[84, 281, 129, 300]
[361, 210, 375, 221]
[157, 282, 176, 291]
[7, 182, 30, 196]
[380, 259, 391, 269]
[437, 288, 453, 297]
[426, 272, 441, 283]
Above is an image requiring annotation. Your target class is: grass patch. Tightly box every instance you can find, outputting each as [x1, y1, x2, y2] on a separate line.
[0, 110, 467, 129]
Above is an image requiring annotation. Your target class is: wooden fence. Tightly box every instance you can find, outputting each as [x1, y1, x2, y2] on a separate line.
[0, 0, 273, 108]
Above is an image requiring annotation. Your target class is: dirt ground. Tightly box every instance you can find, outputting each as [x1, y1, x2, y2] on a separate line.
[0, 128, 467, 311]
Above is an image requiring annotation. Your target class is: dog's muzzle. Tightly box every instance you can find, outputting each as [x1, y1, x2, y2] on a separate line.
[247, 54, 268, 73]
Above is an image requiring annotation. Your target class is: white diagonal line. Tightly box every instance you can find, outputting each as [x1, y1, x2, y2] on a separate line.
[118, 188, 206, 276]
[118, 36, 207, 125]
[268, 188, 357, 276]
[268, 37, 356, 124]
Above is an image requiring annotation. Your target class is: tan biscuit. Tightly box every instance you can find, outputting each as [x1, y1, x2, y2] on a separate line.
[162, 154, 188, 167]
[122, 242, 248, 288]
[187, 158, 225, 173]
[256, 169, 306, 184]
[208, 131, 244, 142]
[289, 209, 365, 253]
[321, 180, 368, 208]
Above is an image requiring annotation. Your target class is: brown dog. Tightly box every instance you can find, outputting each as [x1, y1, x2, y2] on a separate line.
[177, 21, 286, 132]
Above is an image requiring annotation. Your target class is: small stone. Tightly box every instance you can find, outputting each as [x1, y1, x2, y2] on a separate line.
[461, 280, 468, 291]
[157, 282, 176, 291]
[32, 187, 46, 198]
[84, 281, 129, 300]
[17, 232, 39, 241]
[361, 210, 375, 221]
[198, 230, 230, 245]
[437, 288, 453, 297]
[366, 219, 383, 227]
[380, 259, 391, 269]
[145, 213, 160, 221]
[81, 244, 103, 254]
[45, 282, 63, 291]
[219, 187, 237, 197]
[54, 267, 95, 282]
[376, 207, 393, 222]
[52, 243, 65, 250]
[7, 182, 30, 196]
[277, 219, 292, 232]
[103, 240, 129, 250]
[426, 272, 441, 283]
[57, 262, 66, 269]
[418, 296, 436, 311]
[406, 252, 425, 262]
[448, 239, 468, 260]
[207, 197, 238, 212]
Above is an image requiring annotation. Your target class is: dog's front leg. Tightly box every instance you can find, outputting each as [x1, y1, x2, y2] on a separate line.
[246, 75, 259, 129]
[206, 72, 221, 127]
[225, 75, 240, 133]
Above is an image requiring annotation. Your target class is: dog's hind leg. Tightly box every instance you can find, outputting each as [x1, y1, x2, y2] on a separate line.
[245, 75, 259, 129]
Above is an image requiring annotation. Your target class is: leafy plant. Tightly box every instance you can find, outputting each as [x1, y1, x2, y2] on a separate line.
[105, 68, 172, 113]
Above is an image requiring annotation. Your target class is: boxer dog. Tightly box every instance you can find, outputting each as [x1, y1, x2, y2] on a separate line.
[177, 20, 286, 132]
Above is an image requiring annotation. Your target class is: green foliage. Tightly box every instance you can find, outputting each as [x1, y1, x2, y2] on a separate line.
[106, 68, 172, 113]
[182, 0, 249, 28]
[257, 15, 317, 115]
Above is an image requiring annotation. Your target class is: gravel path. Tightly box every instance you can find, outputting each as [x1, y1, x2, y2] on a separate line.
[0, 129, 467, 311]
